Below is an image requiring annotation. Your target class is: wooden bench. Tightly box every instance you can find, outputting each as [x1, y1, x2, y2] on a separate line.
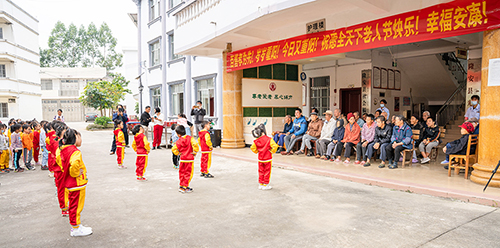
[448, 134, 478, 179]
[401, 129, 420, 168]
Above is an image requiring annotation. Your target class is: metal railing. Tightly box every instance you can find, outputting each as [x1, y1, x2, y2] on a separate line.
[435, 52, 467, 127]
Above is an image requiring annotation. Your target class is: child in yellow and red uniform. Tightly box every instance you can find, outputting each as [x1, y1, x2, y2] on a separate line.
[32, 122, 41, 166]
[114, 120, 126, 169]
[198, 121, 214, 178]
[132, 125, 150, 181]
[46, 123, 58, 176]
[60, 128, 92, 237]
[0, 124, 9, 173]
[53, 121, 69, 216]
[250, 124, 279, 190]
[172, 125, 199, 193]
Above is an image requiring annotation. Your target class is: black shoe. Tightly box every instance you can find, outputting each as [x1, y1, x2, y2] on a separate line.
[152, 147, 156, 150]
[157, 146, 162, 149]
[444, 165, 449, 170]
[276, 147, 283, 154]
[204, 173, 214, 178]
[307, 151, 314, 157]
[364, 162, 371, 167]
[389, 163, 398, 169]
[200, 173, 205, 177]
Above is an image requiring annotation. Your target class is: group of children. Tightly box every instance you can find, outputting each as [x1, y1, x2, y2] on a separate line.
[112, 119, 215, 193]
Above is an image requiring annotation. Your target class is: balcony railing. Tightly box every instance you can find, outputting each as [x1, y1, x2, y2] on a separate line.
[176, 0, 222, 27]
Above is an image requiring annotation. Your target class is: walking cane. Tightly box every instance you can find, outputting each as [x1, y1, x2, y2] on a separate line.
[483, 160, 500, 192]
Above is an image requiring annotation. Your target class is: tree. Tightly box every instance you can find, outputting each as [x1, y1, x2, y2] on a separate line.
[79, 73, 131, 117]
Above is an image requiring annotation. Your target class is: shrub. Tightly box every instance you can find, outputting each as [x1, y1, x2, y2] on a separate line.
[94, 116, 112, 126]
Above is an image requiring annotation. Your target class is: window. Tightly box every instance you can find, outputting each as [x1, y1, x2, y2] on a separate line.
[0, 103, 8, 118]
[310, 76, 330, 115]
[168, 33, 182, 61]
[150, 41, 160, 67]
[41, 79, 53, 90]
[169, 0, 182, 9]
[149, 0, 160, 20]
[151, 87, 161, 110]
[60, 79, 79, 96]
[197, 78, 215, 116]
[170, 83, 184, 115]
[0, 64, 5, 78]
[0, 28, 3, 39]
[243, 64, 298, 81]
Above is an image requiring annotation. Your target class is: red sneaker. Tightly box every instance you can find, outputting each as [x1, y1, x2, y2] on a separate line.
[61, 210, 69, 217]
[137, 177, 147, 181]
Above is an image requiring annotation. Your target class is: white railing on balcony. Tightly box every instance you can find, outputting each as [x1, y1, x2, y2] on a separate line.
[176, 0, 222, 27]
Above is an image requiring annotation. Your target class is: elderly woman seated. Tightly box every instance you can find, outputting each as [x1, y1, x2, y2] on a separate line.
[273, 115, 293, 153]
[332, 113, 360, 164]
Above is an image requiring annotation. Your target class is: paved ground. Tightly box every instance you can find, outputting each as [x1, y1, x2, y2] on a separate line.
[1, 122, 499, 247]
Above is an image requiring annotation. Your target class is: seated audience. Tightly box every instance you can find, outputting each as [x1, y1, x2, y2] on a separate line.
[441, 122, 477, 168]
[422, 111, 430, 127]
[333, 113, 361, 164]
[419, 117, 440, 164]
[282, 108, 307, 155]
[355, 114, 376, 165]
[374, 110, 382, 119]
[468, 117, 479, 134]
[383, 115, 412, 169]
[354, 111, 365, 128]
[325, 119, 345, 161]
[296, 112, 323, 156]
[366, 116, 392, 167]
[315, 110, 336, 159]
[362, 113, 367, 122]
[274, 115, 293, 153]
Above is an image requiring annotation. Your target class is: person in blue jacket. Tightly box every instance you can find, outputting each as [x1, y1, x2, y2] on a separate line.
[384, 115, 413, 169]
[281, 108, 307, 155]
[325, 118, 345, 161]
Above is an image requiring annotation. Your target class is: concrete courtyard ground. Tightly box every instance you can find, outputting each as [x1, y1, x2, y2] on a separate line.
[1, 122, 499, 247]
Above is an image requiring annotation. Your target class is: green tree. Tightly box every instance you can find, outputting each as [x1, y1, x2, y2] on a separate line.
[79, 73, 131, 117]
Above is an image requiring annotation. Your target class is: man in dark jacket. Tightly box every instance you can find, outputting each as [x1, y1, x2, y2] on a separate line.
[365, 116, 392, 167]
[385, 115, 413, 169]
[191, 101, 206, 137]
[110, 105, 129, 155]
[442, 122, 476, 169]
[140, 106, 152, 140]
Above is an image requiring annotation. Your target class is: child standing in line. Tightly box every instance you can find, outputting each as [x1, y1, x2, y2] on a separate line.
[171, 124, 180, 169]
[198, 121, 214, 178]
[46, 123, 58, 176]
[54, 121, 69, 216]
[60, 129, 92, 237]
[32, 122, 41, 166]
[114, 120, 126, 169]
[0, 124, 9, 173]
[10, 124, 23, 172]
[172, 125, 199, 193]
[132, 125, 151, 181]
[250, 124, 279, 190]
[21, 124, 35, 170]
[39, 121, 49, 170]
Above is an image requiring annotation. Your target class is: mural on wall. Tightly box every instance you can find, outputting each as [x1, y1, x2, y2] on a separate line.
[361, 69, 371, 115]
[467, 59, 481, 108]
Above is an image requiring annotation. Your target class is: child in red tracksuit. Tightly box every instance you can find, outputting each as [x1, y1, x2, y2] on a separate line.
[53, 121, 69, 216]
[250, 124, 279, 190]
[60, 128, 92, 237]
[46, 123, 58, 175]
[132, 125, 151, 181]
[198, 121, 214, 178]
[172, 125, 199, 193]
[114, 120, 126, 169]
[32, 122, 41, 166]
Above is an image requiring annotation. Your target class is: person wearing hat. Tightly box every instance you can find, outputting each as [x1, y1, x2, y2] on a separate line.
[467, 117, 479, 135]
[295, 112, 323, 156]
[315, 110, 336, 159]
[332, 113, 361, 163]
[441, 122, 477, 167]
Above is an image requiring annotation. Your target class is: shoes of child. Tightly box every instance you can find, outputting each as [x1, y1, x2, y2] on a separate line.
[204, 173, 214, 178]
[41, 166, 49, 170]
[70, 225, 92, 237]
[61, 210, 69, 217]
[118, 165, 127, 169]
[185, 187, 193, 193]
[178, 187, 186, 193]
[137, 177, 147, 181]
[261, 185, 272, 190]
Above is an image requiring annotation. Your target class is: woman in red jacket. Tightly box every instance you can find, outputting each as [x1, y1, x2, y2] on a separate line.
[333, 113, 361, 164]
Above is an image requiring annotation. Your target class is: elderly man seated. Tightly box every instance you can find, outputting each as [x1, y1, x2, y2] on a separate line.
[295, 112, 323, 156]
[383, 115, 413, 169]
[273, 115, 293, 153]
[315, 110, 337, 159]
[365, 116, 392, 168]
[282, 108, 307, 155]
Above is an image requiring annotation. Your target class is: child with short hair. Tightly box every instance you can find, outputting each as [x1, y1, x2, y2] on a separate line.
[46, 123, 58, 174]
[114, 120, 126, 169]
[172, 125, 199, 193]
[60, 129, 92, 237]
[32, 122, 41, 166]
[21, 124, 35, 170]
[39, 121, 49, 170]
[132, 125, 151, 181]
[250, 124, 279, 190]
[171, 124, 180, 169]
[198, 121, 214, 178]
[0, 124, 9, 173]
[54, 121, 69, 216]
[10, 124, 23, 172]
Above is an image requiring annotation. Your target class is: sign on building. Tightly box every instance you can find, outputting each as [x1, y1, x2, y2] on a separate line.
[306, 19, 326, 34]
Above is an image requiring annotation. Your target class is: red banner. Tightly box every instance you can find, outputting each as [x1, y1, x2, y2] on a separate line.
[227, 0, 500, 72]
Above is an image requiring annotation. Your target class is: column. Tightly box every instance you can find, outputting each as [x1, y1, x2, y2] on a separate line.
[185, 55, 192, 121]
[220, 43, 245, 149]
[216, 58, 223, 130]
[470, 29, 500, 187]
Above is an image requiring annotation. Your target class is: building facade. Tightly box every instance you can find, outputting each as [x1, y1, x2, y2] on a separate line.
[40, 67, 107, 122]
[0, 0, 41, 122]
[132, 0, 223, 127]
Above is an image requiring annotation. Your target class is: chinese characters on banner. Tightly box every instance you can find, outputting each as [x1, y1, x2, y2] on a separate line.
[227, 0, 500, 72]
[252, 94, 293, 101]
[466, 59, 481, 108]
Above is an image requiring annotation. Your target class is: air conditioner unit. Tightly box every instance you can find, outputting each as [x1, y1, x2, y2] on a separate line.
[8, 98, 15, 103]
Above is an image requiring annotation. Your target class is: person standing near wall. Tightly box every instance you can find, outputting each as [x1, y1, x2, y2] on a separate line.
[152, 107, 164, 150]
[191, 101, 206, 138]
[54, 109, 65, 123]
[376, 99, 390, 119]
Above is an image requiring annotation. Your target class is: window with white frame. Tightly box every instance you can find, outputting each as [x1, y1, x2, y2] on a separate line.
[60, 79, 79, 96]
[150, 87, 161, 110]
[149, 0, 160, 21]
[168, 33, 181, 61]
[169, 0, 182, 9]
[0, 28, 3, 39]
[150, 41, 160, 67]
[0, 64, 5, 78]
[0, 103, 8, 118]
[41, 79, 53, 90]
[310, 76, 330, 115]
[197, 78, 215, 116]
[170, 83, 184, 116]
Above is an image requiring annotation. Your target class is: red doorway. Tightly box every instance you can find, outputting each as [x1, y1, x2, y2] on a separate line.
[340, 88, 361, 115]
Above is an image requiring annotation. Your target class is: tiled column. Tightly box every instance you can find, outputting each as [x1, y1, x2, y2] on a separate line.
[470, 29, 500, 187]
[221, 43, 245, 149]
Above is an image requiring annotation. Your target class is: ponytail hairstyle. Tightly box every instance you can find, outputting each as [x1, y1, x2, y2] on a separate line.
[251, 124, 267, 138]
[55, 123, 68, 143]
[114, 119, 123, 128]
[60, 128, 80, 147]
[131, 125, 142, 135]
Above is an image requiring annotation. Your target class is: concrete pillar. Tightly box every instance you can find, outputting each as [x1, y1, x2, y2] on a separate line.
[185, 55, 192, 121]
[216, 58, 223, 130]
[470, 29, 500, 187]
[220, 43, 245, 149]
